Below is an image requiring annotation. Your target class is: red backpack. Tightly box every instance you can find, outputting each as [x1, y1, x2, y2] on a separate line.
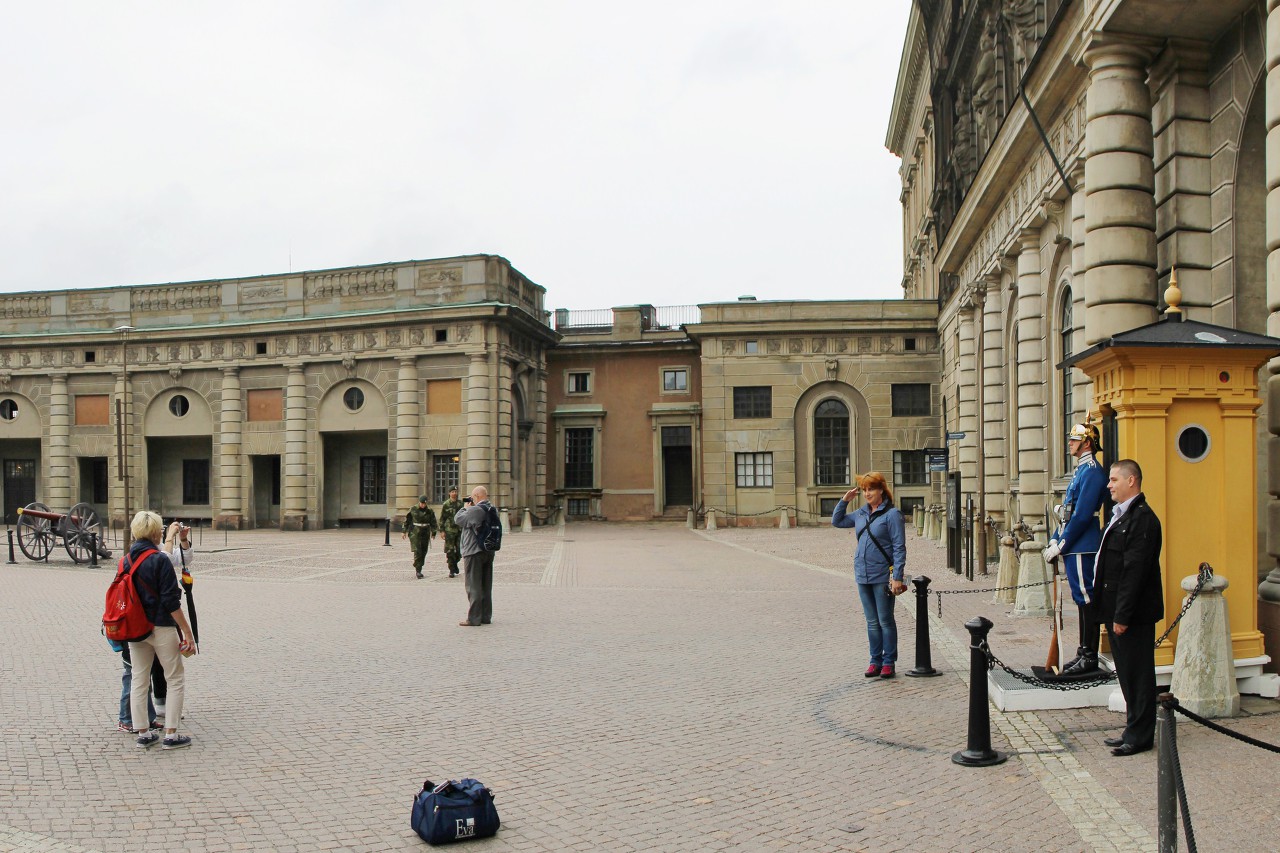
[102, 548, 159, 644]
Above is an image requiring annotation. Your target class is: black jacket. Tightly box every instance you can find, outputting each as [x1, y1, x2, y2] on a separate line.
[1088, 493, 1163, 626]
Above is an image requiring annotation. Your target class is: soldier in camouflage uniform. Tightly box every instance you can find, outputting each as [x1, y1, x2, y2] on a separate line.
[438, 485, 464, 578]
[402, 495, 438, 579]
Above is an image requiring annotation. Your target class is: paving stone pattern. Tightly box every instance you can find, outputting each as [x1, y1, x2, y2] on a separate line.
[0, 523, 1276, 852]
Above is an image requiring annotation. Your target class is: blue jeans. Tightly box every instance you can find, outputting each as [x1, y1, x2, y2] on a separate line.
[857, 582, 898, 666]
[119, 648, 155, 727]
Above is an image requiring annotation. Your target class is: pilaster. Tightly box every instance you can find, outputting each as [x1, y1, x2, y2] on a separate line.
[1260, 0, 1280, 603]
[1015, 226, 1048, 522]
[282, 365, 308, 531]
[215, 367, 244, 530]
[395, 356, 421, 517]
[465, 350, 492, 490]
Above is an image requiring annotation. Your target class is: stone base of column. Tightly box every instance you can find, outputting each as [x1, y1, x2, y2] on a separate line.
[281, 512, 307, 532]
[1259, 596, 1280, 675]
[213, 513, 244, 531]
[1170, 574, 1240, 717]
[1013, 541, 1052, 617]
[994, 538, 1018, 605]
[521, 509, 533, 533]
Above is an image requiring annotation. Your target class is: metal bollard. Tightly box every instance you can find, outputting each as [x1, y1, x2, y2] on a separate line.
[1156, 693, 1178, 853]
[6, 529, 14, 564]
[89, 533, 98, 568]
[384, 518, 392, 546]
[951, 616, 1007, 767]
[905, 576, 941, 677]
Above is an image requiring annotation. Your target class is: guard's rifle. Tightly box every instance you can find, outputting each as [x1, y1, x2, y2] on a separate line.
[1044, 504, 1062, 673]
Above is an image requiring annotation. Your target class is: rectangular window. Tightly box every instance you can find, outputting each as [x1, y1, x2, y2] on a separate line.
[247, 388, 284, 421]
[360, 456, 387, 504]
[814, 418, 850, 486]
[567, 371, 591, 395]
[745, 340, 758, 354]
[898, 496, 924, 517]
[432, 452, 460, 503]
[426, 379, 462, 415]
[820, 497, 840, 517]
[662, 368, 688, 392]
[182, 459, 210, 505]
[74, 395, 110, 426]
[732, 386, 772, 419]
[891, 383, 931, 417]
[894, 450, 929, 486]
[567, 497, 590, 517]
[735, 452, 774, 487]
[564, 428, 594, 488]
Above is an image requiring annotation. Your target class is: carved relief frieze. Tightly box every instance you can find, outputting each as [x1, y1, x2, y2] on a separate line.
[146, 346, 160, 363]
[409, 329, 425, 346]
[232, 341, 246, 358]
[307, 268, 395, 299]
[364, 332, 378, 349]
[766, 339, 781, 354]
[812, 338, 825, 354]
[168, 345, 181, 361]
[242, 282, 284, 303]
[387, 329, 402, 347]
[318, 335, 334, 353]
[190, 343, 202, 359]
[721, 340, 736, 355]
[340, 334, 355, 351]
[297, 336, 312, 356]
[455, 325, 472, 342]
[211, 342, 224, 359]
[69, 293, 108, 315]
[40, 351, 54, 366]
[419, 267, 462, 285]
[858, 337, 873, 353]
[61, 351, 74, 365]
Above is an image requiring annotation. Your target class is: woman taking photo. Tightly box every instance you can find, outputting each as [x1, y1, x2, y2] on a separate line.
[833, 472, 908, 678]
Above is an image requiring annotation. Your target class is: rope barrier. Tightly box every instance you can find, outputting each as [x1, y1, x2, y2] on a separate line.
[1168, 701, 1280, 754]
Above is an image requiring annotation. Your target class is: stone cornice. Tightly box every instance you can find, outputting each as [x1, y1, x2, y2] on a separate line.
[886, 4, 930, 155]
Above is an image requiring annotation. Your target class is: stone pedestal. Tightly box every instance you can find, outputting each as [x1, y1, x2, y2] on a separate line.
[915, 508, 925, 535]
[994, 535, 1018, 604]
[521, 509, 533, 533]
[1013, 540, 1052, 616]
[214, 513, 244, 531]
[778, 508, 791, 530]
[499, 508, 511, 533]
[686, 509, 695, 529]
[1170, 574, 1240, 718]
[281, 513, 306, 532]
[706, 509, 717, 531]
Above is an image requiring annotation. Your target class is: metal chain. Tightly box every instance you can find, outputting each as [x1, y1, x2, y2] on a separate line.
[978, 639, 1117, 691]
[933, 579, 1051, 618]
[1167, 705, 1199, 853]
[1154, 563, 1213, 649]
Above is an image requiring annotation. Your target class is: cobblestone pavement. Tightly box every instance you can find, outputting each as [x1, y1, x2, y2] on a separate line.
[1, 522, 1276, 852]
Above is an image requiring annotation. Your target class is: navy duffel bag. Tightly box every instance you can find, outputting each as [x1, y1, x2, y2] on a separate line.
[411, 778, 500, 845]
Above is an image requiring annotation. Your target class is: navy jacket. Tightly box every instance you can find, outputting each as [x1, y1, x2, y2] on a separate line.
[127, 539, 182, 632]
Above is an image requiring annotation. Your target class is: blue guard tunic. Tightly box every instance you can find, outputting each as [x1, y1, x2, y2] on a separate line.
[1054, 453, 1107, 605]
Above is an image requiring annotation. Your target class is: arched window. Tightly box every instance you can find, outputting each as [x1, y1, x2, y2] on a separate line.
[1060, 286, 1074, 474]
[814, 399, 850, 485]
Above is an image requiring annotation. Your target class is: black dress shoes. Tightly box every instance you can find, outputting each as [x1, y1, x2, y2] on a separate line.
[1111, 742, 1152, 757]
[1103, 736, 1125, 748]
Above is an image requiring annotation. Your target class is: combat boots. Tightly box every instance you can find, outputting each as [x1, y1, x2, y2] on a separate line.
[1061, 648, 1098, 675]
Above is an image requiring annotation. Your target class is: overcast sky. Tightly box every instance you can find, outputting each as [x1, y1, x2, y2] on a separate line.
[2, 2, 911, 312]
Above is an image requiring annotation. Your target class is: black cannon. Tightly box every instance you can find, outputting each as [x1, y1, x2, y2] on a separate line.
[15, 502, 112, 564]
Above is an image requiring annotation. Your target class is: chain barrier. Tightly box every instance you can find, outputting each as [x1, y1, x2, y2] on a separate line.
[525, 507, 561, 525]
[978, 639, 1118, 690]
[932, 579, 1052, 618]
[1154, 562, 1212, 649]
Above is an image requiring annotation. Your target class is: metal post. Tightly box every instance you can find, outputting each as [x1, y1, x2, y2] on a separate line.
[1156, 693, 1178, 852]
[6, 529, 14, 564]
[906, 575, 942, 677]
[384, 518, 392, 546]
[951, 616, 1007, 767]
[89, 532, 98, 568]
[965, 495, 975, 580]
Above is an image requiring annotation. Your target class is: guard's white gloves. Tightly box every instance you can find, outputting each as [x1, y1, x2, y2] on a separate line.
[1053, 504, 1065, 523]
[1043, 540, 1062, 563]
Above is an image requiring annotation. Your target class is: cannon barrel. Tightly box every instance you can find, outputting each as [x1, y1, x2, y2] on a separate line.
[16, 507, 66, 523]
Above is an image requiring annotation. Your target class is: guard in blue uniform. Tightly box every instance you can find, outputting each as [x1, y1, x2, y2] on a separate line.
[1043, 422, 1107, 674]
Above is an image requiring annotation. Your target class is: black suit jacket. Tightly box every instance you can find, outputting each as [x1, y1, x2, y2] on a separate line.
[1088, 493, 1163, 626]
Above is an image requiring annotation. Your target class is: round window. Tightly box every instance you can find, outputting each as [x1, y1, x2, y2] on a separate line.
[169, 395, 190, 417]
[1176, 425, 1210, 463]
[343, 387, 365, 412]
[0, 399, 18, 421]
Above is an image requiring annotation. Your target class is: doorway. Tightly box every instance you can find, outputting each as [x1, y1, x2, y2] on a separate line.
[661, 426, 693, 508]
[251, 455, 281, 528]
[4, 458, 36, 524]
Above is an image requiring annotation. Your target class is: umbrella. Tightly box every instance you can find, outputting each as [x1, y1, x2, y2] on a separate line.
[178, 537, 199, 647]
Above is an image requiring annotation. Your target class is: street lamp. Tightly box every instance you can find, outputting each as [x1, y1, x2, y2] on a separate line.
[115, 325, 135, 533]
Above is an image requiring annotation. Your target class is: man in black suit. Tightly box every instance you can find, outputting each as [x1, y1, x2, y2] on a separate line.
[1090, 459, 1163, 757]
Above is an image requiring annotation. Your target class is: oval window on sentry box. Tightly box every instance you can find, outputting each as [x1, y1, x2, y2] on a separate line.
[1176, 425, 1210, 463]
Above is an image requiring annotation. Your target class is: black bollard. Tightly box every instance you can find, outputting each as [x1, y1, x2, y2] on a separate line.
[384, 517, 392, 546]
[951, 616, 1008, 767]
[1156, 693, 1178, 852]
[905, 575, 942, 677]
[89, 532, 98, 568]
[6, 529, 14, 564]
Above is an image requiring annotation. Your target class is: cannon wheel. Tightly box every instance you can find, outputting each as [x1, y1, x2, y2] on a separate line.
[61, 502, 106, 564]
[16, 502, 54, 561]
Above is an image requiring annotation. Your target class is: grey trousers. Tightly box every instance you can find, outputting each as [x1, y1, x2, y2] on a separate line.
[462, 550, 495, 625]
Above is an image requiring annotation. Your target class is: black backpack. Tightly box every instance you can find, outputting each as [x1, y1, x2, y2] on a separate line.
[480, 504, 502, 552]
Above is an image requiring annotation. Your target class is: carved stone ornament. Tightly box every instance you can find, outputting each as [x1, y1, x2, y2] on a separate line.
[169, 365, 182, 381]
[825, 358, 839, 380]
[342, 356, 356, 376]
[0, 371, 10, 390]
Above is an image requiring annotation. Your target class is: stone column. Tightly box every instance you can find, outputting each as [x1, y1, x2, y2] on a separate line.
[282, 365, 308, 531]
[112, 372, 128, 529]
[465, 350, 492, 490]
[395, 356, 421, 520]
[215, 368, 244, 530]
[534, 368, 549, 514]
[1261, 0, 1280, 609]
[1081, 33, 1160, 345]
[1013, 227, 1052, 616]
[496, 355, 515, 507]
[1068, 160, 1091, 419]
[1014, 226, 1048, 523]
[1150, 40, 1213, 319]
[47, 373, 70, 510]
[956, 290, 979, 489]
[981, 272, 1007, 523]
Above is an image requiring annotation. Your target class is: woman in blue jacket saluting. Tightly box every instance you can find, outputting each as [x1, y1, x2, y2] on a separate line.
[833, 472, 908, 678]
